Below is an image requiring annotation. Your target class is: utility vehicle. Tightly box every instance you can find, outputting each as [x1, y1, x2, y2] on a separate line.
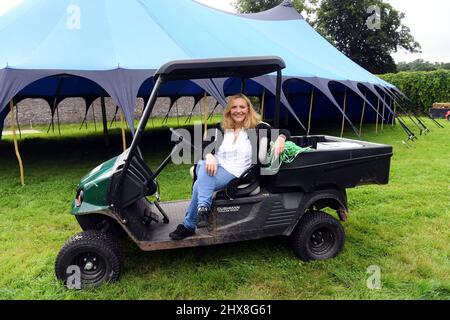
[55, 56, 393, 288]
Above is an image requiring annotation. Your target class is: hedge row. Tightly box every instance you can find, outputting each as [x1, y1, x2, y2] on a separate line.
[378, 70, 450, 113]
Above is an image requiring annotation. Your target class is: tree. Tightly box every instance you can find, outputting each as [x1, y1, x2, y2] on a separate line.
[233, 0, 318, 20]
[315, 0, 421, 74]
[397, 59, 450, 72]
[233, 0, 420, 74]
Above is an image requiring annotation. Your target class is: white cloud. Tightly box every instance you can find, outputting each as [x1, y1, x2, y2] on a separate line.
[0, 0, 22, 16]
[195, 0, 235, 12]
[197, 0, 450, 63]
[387, 0, 450, 63]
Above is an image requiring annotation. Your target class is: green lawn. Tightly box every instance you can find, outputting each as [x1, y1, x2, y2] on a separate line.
[0, 116, 449, 300]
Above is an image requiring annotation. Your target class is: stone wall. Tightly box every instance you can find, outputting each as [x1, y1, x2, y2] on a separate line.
[3, 97, 223, 127]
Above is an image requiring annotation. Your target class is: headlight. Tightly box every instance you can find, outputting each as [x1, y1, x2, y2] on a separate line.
[75, 189, 84, 207]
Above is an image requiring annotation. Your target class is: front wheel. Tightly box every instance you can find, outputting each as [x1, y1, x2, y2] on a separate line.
[55, 230, 123, 289]
[291, 211, 345, 262]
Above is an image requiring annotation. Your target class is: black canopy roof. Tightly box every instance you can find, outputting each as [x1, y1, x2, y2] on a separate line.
[155, 56, 286, 81]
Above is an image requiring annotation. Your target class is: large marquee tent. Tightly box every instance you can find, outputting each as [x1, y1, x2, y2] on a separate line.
[0, 0, 401, 139]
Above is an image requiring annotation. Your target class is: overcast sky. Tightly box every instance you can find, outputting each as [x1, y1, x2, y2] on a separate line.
[1, 0, 448, 63]
[196, 0, 450, 63]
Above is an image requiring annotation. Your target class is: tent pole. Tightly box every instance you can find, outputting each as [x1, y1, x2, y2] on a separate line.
[10, 99, 25, 186]
[80, 106, 89, 130]
[199, 96, 203, 122]
[162, 103, 175, 125]
[119, 109, 127, 152]
[92, 102, 97, 132]
[386, 95, 395, 129]
[375, 97, 380, 134]
[359, 91, 367, 136]
[56, 102, 61, 136]
[47, 109, 55, 133]
[307, 88, 315, 135]
[101, 92, 109, 146]
[109, 105, 118, 129]
[15, 103, 22, 139]
[185, 102, 196, 124]
[53, 77, 64, 136]
[340, 88, 347, 138]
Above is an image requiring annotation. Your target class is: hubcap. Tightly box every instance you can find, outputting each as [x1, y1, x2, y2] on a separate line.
[72, 252, 106, 283]
[309, 227, 335, 256]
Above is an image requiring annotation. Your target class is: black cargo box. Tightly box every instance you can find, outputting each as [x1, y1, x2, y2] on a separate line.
[263, 135, 393, 192]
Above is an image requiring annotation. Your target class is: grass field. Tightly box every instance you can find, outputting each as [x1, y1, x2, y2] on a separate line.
[0, 116, 449, 300]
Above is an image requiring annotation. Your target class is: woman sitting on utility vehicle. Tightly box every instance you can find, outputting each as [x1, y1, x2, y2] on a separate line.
[169, 93, 290, 240]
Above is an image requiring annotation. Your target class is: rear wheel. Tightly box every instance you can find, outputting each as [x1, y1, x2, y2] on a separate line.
[291, 211, 345, 262]
[55, 230, 123, 289]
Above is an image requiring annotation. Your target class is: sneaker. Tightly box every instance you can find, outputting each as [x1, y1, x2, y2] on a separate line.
[169, 224, 195, 240]
[197, 205, 211, 228]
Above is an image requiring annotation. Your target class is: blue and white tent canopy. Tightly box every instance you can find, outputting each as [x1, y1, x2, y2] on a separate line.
[0, 0, 399, 134]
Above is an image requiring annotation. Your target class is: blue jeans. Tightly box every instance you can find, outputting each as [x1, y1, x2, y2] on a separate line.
[183, 160, 236, 231]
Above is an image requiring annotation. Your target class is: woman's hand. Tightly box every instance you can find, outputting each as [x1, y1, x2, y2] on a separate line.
[205, 154, 218, 176]
[272, 135, 286, 159]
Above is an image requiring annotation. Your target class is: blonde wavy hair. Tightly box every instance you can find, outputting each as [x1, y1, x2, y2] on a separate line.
[221, 94, 261, 130]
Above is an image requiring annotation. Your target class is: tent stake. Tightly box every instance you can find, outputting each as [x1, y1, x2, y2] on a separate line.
[10, 99, 25, 186]
[340, 88, 347, 138]
[359, 91, 367, 136]
[307, 88, 315, 135]
[119, 109, 127, 152]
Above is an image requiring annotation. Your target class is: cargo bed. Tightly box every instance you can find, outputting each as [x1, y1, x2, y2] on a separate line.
[263, 135, 393, 192]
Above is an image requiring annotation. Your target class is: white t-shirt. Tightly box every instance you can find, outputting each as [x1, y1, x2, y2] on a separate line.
[215, 129, 252, 178]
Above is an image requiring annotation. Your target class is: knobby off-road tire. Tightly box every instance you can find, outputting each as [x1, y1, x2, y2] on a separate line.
[291, 211, 345, 262]
[55, 230, 123, 289]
